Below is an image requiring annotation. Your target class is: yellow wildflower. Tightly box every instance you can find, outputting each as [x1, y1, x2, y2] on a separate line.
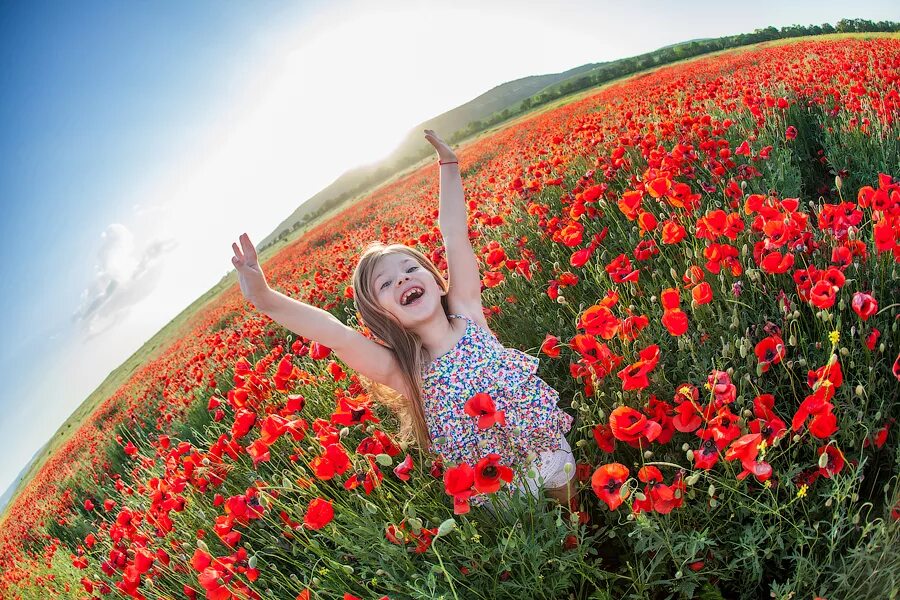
[764, 480, 772, 489]
[829, 330, 840, 346]
[797, 484, 808, 499]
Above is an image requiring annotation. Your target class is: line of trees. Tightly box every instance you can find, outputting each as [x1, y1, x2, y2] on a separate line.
[448, 20, 900, 143]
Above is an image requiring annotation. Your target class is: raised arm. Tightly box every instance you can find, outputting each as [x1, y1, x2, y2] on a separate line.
[424, 129, 484, 311]
[230, 233, 408, 396]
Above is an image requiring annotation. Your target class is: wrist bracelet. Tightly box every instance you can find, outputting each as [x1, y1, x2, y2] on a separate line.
[439, 160, 458, 166]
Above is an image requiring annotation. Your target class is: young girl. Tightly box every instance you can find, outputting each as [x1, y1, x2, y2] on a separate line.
[230, 129, 577, 511]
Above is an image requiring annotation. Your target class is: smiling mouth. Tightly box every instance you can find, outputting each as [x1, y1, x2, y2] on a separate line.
[401, 288, 424, 306]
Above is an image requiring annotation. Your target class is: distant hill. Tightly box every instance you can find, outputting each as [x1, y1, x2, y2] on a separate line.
[258, 62, 606, 248]
[258, 19, 899, 250]
[0, 444, 45, 513]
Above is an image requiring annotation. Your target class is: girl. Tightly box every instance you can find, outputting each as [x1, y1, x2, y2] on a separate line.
[230, 130, 577, 511]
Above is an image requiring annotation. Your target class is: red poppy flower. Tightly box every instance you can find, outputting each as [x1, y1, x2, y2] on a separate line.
[592, 423, 616, 452]
[660, 288, 680, 310]
[645, 395, 676, 444]
[672, 400, 702, 433]
[725, 433, 772, 482]
[725, 433, 761, 464]
[464, 393, 506, 430]
[635, 466, 679, 515]
[863, 422, 890, 449]
[393, 454, 414, 482]
[749, 394, 787, 444]
[605, 254, 640, 283]
[570, 246, 594, 268]
[443, 463, 476, 515]
[817, 445, 845, 478]
[808, 361, 843, 390]
[343, 464, 383, 495]
[608, 406, 661, 444]
[331, 395, 380, 427]
[579, 305, 620, 340]
[634, 238, 659, 261]
[619, 314, 650, 341]
[246, 439, 271, 467]
[701, 406, 742, 448]
[541, 334, 562, 358]
[617, 344, 661, 391]
[591, 463, 630, 510]
[661, 309, 689, 336]
[693, 438, 719, 470]
[759, 249, 795, 274]
[473, 454, 514, 493]
[618, 189, 643, 219]
[707, 370, 737, 405]
[231, 409, 257, 440]
[704, 243, 742, 276]
[754, 335, 786, 373]
[808, 279, 838, 309]
[661, 219, 687, 244]
[303, 498, 334, 530]
[558, 221, 584, 247]
[637, 210, 658, 236]
[691, 282, 713, 305]
[310, 444, 351, 480]
[792, 387, 838, 439]
[198, 565, 231, 600]
[851, 292, 878, 321]
[865, 328, 881, 350]
[785, 125, 797, 140]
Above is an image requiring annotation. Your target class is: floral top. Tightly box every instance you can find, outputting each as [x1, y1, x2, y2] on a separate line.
[420, 314, 574, 482]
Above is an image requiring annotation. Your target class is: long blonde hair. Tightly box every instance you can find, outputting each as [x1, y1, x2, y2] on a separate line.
[351, 242, 450, 453]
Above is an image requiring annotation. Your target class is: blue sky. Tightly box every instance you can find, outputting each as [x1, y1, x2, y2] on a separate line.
[0, 0, 897, 503]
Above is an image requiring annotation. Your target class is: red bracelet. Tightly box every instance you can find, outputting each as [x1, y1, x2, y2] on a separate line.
[439, 160, 458, 165]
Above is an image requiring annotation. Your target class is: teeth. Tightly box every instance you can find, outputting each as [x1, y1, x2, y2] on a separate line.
[402, 287, 424, 305]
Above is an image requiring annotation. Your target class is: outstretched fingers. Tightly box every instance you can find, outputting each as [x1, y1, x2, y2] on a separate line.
[240, 233, 258, 264]
[232, 241, 244, 265]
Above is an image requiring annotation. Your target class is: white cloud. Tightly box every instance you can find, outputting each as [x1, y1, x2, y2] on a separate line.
[73, 223, 177, 339]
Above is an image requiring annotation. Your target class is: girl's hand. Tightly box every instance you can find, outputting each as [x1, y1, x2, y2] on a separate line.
[424, 129, 457, 162]
[230, 233, 271, 304]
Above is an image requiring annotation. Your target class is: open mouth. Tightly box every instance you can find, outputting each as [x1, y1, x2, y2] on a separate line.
[401, 287, 424, 306]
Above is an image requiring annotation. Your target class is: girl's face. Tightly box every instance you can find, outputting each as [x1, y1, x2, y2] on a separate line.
[370, 253, 444, 322]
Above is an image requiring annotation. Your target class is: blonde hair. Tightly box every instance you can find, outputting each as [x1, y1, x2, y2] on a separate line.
[351, 242, 450, 454]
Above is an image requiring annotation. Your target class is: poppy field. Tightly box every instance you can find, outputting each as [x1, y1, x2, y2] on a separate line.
[1, 34, 899, 600]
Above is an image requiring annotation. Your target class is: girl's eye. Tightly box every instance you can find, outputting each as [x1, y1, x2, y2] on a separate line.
[380, 266, 417, 289]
